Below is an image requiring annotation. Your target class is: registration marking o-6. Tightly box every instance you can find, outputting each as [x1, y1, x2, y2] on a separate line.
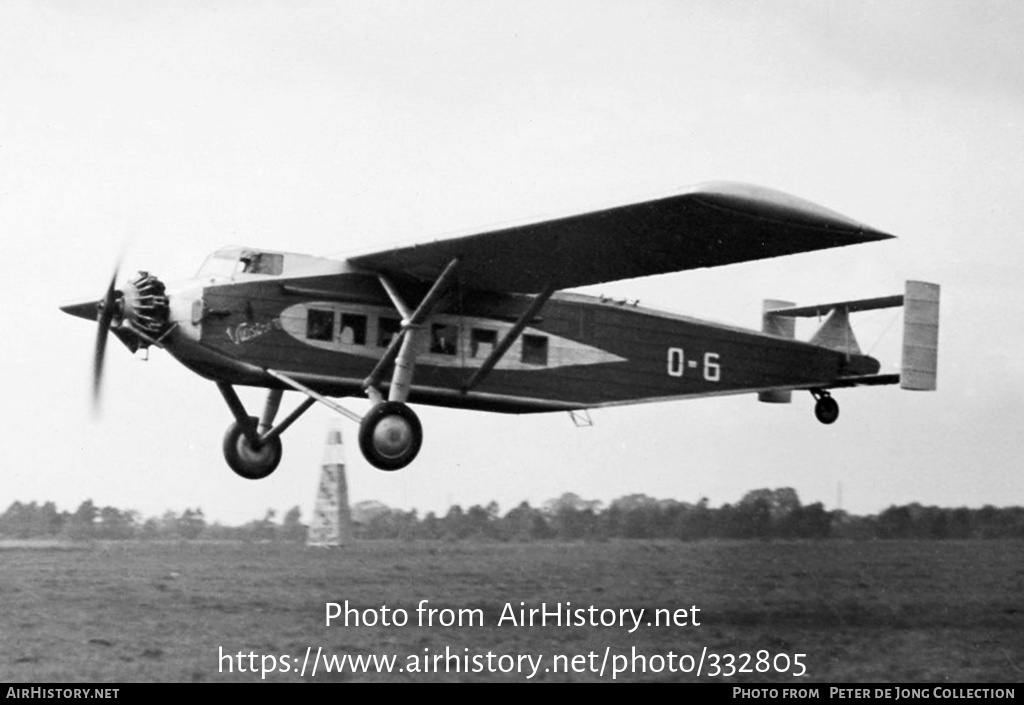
[667, 348, 721, 381]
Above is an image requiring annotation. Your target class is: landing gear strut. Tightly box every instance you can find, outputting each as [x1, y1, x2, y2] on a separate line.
[216, 382, 315, 480]
[811, 390, 840, 425]
[359, 401, 423, 471]
[357, 258, 462, 472]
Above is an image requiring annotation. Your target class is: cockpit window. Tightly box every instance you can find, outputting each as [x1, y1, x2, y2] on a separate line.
[197, 249, 284, 278]
[241, 252, 284, 275]
[197, 250, 244, 278]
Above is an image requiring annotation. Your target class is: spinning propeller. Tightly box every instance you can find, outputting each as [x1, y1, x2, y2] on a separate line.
[92, 266, 121, 409]
[60, 264, 170, 413]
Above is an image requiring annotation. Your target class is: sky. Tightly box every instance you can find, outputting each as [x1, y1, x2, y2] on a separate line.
[2, 0, 1022, 525]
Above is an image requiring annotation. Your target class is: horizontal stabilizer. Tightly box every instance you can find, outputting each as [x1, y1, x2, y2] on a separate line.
[765, 294, 904, 318]
[759, 280, 940, 397]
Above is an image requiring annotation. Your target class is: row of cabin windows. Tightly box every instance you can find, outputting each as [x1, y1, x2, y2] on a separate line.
[305, 310, 548, 366]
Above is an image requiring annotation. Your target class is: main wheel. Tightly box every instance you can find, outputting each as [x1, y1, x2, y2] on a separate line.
[223, 417, 283, 480]
[358, 401, 422, 471]
[814, 395, 840, 425]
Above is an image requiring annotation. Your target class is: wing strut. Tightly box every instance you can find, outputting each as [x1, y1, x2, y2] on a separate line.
[361, 257, 462, 402]
[266, 369, 363, 423]
[462, 283, 557, 394]
[376, 275, 413, 320]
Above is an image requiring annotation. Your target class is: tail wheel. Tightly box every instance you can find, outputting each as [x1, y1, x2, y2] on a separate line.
[814, 394, 840, 425]
[358, 401, 422, 471]
[223, 417, 282, 480]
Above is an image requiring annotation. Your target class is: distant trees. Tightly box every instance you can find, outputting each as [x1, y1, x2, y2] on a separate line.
[280, 506, 307, 542]
[0, 494, 1021, 543]
[342, 491, 1024, 542]
[0, 501, 63, 539]
[95, 506, 139, 540]
[66, 500, 98, 540]
[0, 502, 307, 542]
[502, 501, 552, 541]
[177, 508, 207, 540]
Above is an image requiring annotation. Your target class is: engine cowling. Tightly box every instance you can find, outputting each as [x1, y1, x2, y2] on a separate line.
[100, 271, 171, 353]
[120, 271, 169, 338]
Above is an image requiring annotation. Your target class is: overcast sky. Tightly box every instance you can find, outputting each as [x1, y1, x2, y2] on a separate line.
[2, 0, 1022, 524]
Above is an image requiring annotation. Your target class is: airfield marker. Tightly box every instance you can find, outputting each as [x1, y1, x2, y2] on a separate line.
[307, 424, 353, 547]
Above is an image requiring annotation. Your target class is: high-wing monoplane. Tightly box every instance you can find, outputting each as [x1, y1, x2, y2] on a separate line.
[61, 182, 939, 478]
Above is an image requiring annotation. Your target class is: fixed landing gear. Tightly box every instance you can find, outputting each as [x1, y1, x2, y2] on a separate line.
[223, 416, 283, 480]
[215, 382, 316, 480]
[213, 257, 457, 478]
[812, 390, 840, 425]
[358, 401, 423, 471]
[214, 378, 424, 477]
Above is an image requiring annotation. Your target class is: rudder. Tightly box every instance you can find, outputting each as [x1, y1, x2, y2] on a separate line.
[758, 299, 795, 403]
[901, 281, 940, 391]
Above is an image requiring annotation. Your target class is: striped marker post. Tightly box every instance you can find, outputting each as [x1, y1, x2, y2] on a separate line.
[306, 425, 353, 547]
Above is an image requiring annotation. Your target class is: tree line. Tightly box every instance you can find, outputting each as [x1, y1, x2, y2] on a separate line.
[0, 500, 304, 542]
[1, 489, 1022, 542]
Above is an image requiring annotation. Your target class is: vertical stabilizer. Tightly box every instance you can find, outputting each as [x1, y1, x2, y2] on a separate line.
[901, 281, 940, 391]
[759, 299, 795, 403]
[808, 308, 862, 355]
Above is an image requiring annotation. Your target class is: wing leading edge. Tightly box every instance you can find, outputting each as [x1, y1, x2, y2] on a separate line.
[348, 182, 894, 294]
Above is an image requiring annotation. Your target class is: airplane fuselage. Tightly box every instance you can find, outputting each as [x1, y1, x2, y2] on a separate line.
[164, 270, 880, 413]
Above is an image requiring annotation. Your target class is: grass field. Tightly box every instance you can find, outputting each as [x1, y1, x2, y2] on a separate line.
[0, 539, 1021, 682]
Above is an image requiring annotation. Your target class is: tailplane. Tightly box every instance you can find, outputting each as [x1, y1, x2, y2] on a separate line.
[760, 280, 940, 398]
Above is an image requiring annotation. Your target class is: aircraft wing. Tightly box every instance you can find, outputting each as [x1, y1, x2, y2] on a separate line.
[347, 182, 894, 294]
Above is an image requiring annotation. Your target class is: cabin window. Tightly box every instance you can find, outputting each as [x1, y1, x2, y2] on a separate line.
[521, 334, 549, 366]
[340, 313, 367, 345]
[471, 328, 497, 358]
[306, 308, 335, 341]
[378, 317, 402, 347]
[430, 323, 458, 355]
